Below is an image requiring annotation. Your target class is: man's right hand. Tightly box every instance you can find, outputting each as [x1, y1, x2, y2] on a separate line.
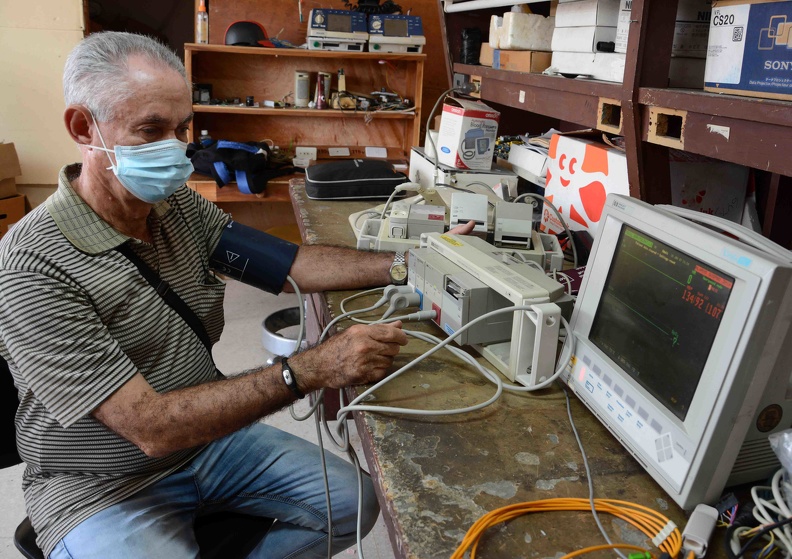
[294, 322, 409, 391]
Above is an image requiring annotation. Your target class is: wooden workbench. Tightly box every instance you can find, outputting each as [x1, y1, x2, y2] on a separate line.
[288, 179, 725, 558]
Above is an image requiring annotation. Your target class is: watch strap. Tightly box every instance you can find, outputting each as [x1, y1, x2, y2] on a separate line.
[280, 356, 305, 399]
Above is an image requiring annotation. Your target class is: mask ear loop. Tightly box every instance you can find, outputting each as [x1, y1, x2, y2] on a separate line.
[86, 109, 117, 171]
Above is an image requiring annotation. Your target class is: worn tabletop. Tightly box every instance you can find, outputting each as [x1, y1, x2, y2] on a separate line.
[288, 180, 715, 559]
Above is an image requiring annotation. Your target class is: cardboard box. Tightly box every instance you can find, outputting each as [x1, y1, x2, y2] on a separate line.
[492, 49, 552, 72]
[669, 150, 749, 223]
[541, 131, 629, 235]
[489, 12, 555, 50]
[436, 98, 500, 171]
[551, 25, 618, 53]
[479, 43, 494, 66]
[0, 143, 22, 200]
[0, 195, 26, 240]
[617, 0, 712, 57]
[556, 0, 621, 27]
[704, 0, 792, 101]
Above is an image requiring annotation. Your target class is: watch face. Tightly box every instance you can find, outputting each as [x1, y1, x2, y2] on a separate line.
[390, 264, 408, 282]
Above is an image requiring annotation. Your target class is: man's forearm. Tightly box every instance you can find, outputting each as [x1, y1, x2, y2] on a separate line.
[286, 245, 396, 292]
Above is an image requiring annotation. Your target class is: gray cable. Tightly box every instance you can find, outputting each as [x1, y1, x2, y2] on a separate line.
[563, 386, 628, 559]
[514, 192, 579, 269]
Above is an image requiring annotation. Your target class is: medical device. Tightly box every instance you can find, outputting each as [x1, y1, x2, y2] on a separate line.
[561, 194, 792, 510]
[415, 233, 571, 386]
[307, 9, 369, 51]
[367, 13, 426, 53]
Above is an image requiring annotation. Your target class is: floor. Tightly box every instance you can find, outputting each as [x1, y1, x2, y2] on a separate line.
[0, 279, 394, 559]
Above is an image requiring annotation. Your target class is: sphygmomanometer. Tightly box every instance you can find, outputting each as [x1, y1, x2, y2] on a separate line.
[209, 220, 299, 293]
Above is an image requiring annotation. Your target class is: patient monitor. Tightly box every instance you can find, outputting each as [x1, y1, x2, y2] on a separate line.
[562, 194, 792, 510]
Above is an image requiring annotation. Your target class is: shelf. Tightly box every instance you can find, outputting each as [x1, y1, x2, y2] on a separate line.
[456, 63, 621, 129]
[185, 43, 426, 63]
[187, 175, 293, 203]
[193, 105, 416, 119]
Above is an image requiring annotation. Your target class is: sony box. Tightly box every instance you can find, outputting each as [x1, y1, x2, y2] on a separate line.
[705, 0, 792, 100]
[541, 131, 629, 235]
[436, 98, 500, 171]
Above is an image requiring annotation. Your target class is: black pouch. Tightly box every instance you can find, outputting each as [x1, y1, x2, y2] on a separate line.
[304, 159, 409, 200]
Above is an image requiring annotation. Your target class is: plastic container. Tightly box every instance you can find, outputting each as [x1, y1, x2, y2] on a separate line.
[196, 0, 209, 44]
[489, 12, 554, 51]
[198, 130, 213, 147]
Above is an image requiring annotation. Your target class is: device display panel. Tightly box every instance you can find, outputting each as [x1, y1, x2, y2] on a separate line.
[588, 225, 734, 421]
[327, 13, 352, 33]
[384, 19, 409, 37]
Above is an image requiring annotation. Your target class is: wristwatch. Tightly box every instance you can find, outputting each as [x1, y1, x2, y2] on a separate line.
[280, 356, 305, 399]
[388, 251, 407, 285]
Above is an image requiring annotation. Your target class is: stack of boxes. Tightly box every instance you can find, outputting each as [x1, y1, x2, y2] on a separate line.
[0, 143, 27, 242]
[480, 10, 555, 73]
[550, 0, 623, 82]
[616, 0, 711, 87]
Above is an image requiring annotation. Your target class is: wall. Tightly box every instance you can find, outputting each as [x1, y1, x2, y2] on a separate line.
[0, 0, 84, 206]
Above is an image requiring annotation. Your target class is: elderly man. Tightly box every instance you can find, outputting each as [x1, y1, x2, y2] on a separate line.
[0, 31, 473, 559]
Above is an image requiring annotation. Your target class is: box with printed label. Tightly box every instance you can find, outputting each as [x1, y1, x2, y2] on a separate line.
[492, 49, 552, 72]
[0, 143, 22, 200]
[704, 0, 792, 101]
[616, 0, 712, 57]
[551, 25, 618, 52]
[436, 98, 500, 171]
[541, 131, 629, 235]
[0, 195, 26, 240]
[556, 0, 621, 27]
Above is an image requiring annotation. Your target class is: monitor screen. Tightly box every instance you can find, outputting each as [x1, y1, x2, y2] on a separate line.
[384, 18, 409, 37]
[589, 225, 734, 421]
[327, 13, 352, 33]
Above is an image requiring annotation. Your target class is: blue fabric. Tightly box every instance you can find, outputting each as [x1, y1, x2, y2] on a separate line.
[217, 140, 260, 153]
[236, 170, 252, 194]
[48, 423, 379, 559]
[213, 161, 232, 186]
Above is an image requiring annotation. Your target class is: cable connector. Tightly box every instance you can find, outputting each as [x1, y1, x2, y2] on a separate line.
[401, 309, 436, 322]
[381, 292, 421, 319]
[383, 285, 415, 301]
[681, 504, 718, 558]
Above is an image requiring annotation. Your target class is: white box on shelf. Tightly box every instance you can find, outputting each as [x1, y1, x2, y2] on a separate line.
[551, 51, 626, 82]
[551, 26, 617, 53]
[489, 12, 555, 50]
[555, 0, 620, 27]
[507, 143, 550, 178]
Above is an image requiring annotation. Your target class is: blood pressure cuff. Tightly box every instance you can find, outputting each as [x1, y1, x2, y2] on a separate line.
[187, 140, 299, 195]
[304, 159, 409, 200]
[209, 220, 299, 293]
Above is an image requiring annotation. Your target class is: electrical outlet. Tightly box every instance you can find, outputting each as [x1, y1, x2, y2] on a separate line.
[295, 146, 317, 160]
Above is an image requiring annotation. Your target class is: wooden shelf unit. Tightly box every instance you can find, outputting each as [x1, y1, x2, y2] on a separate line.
[184, 44, 425, 157]
[444, 0, 792, 246]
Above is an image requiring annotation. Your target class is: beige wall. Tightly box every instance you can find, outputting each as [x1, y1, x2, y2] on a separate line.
[0, 0, 84, 205]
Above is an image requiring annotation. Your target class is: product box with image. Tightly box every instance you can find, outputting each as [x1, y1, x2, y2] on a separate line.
[704, 0, 792, 101]
[436, 98, 500, 171]
[541, 131, 629, 235]
[0, 143, 22, 200]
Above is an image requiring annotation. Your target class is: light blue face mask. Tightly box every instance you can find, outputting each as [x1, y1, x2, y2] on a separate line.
[90, 115, 194, 204]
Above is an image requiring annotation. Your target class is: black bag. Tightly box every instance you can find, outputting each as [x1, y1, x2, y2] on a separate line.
[0, 355, 22, 468]
[304, 159, 409, 200]
[187, 140, 300, 195]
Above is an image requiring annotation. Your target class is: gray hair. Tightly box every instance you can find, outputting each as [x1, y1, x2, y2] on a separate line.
[63, 31, 188, 122]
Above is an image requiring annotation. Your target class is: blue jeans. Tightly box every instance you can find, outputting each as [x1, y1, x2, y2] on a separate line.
[49, 422, 379, 559]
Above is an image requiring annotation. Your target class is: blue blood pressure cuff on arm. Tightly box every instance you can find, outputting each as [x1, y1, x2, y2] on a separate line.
[210, 220, 299, 293]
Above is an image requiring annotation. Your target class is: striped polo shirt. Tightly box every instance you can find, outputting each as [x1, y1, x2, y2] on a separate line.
[0, 164, 232, 556]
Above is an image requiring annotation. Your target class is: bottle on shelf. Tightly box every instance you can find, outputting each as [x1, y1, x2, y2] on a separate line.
[198, 129, 213, 146]
[196, 0, 209, 44]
